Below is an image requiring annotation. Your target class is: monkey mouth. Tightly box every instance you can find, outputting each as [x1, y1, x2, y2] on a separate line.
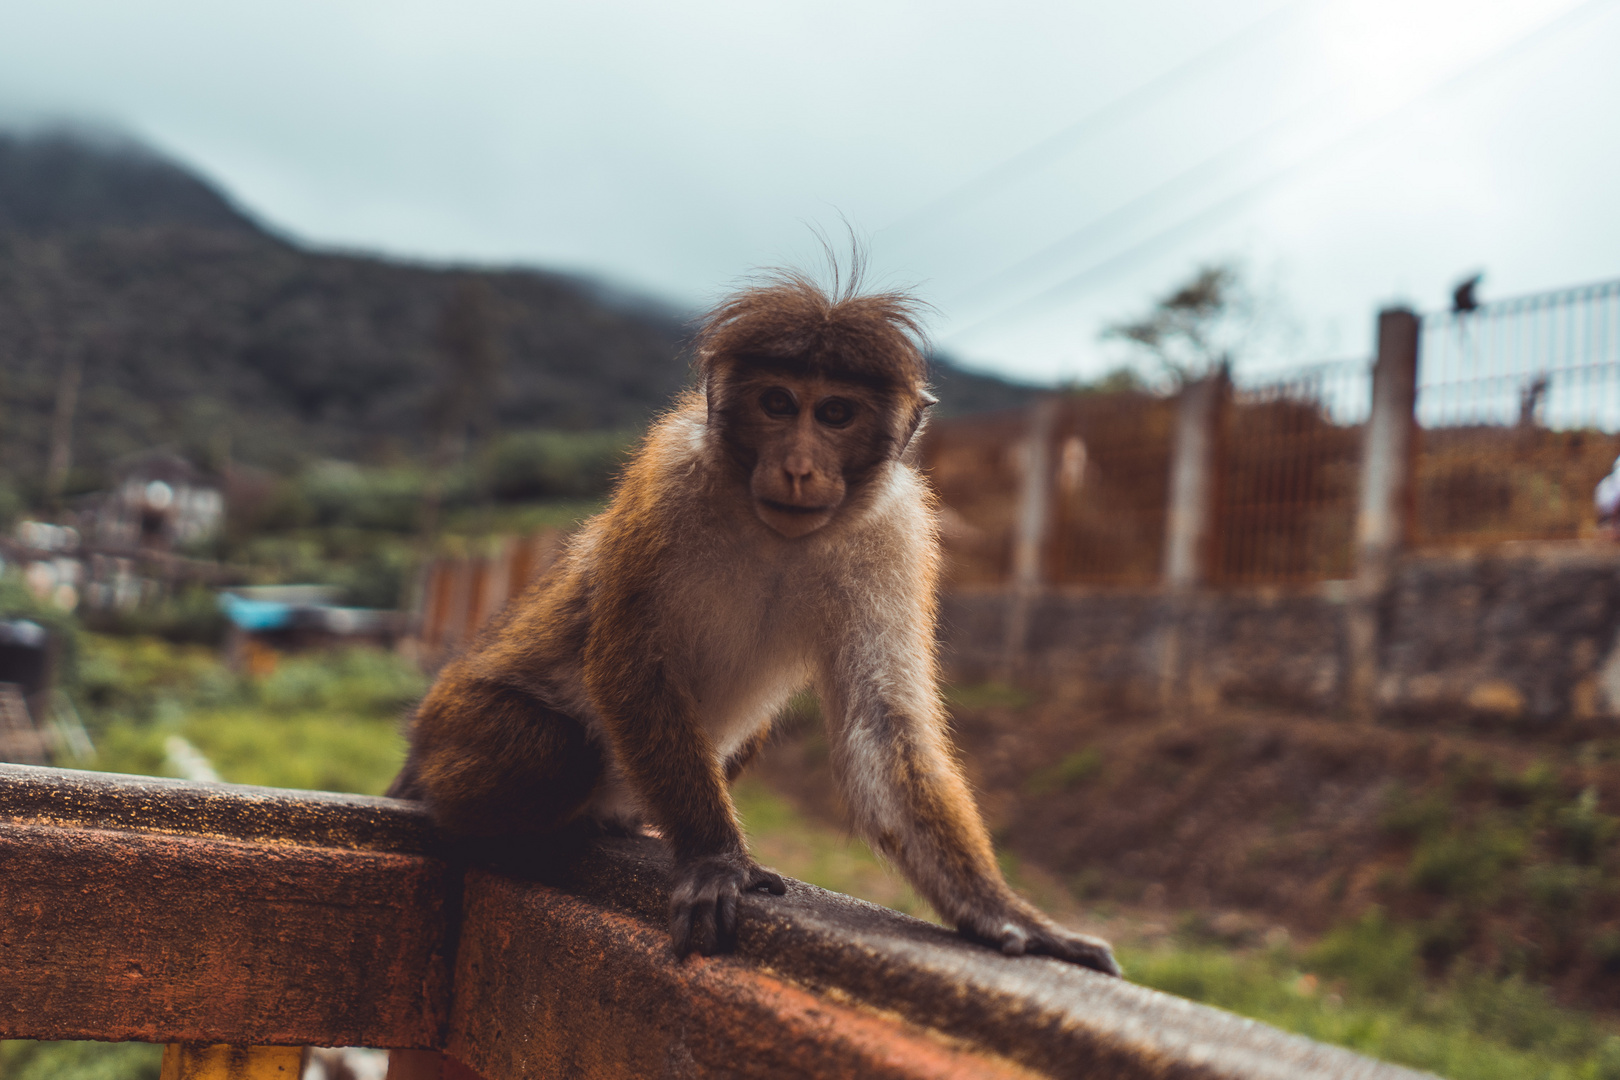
[758, 498, 833, 516]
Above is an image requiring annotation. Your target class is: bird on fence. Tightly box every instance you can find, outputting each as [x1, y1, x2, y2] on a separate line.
[1452, 274, 1482, 315]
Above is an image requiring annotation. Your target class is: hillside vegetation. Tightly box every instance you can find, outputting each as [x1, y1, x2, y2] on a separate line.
[0, 129, 1033, 503]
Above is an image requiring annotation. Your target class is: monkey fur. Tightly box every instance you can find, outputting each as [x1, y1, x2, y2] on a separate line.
[390, 271, 1119, 974]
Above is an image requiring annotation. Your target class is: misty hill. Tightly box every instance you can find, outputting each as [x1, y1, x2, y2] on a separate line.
[0, 129, 259, 236]
[0, 131, 1034, 493]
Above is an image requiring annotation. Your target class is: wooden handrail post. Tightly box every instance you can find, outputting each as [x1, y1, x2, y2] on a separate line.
[160, 1044, 304, 1079]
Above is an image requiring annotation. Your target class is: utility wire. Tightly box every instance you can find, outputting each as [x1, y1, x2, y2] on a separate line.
[882, 0, 1324, 242]
[945, 89, 1337, 310]
[942, 0, 1619, 345]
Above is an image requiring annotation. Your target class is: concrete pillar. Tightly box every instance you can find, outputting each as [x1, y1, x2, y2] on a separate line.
[1000, 396, 1060, 678]
[1346, 308, 1420, 720]
[1161, 370, 1229, 592]
[1157, 370, 1228, 711]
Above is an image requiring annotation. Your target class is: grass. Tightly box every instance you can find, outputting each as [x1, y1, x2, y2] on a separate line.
[733, 782, 1620, 1080]
[0, 1040, 161, 1080]
[1124, 907, 1620, 1080]
[68, 633, 421, 794]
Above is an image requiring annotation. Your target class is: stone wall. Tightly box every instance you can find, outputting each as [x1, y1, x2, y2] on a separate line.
[941, 541, 1620, 725]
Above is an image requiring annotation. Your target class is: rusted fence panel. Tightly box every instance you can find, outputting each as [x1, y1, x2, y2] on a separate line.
[1416, 278, 1620, 545]
[415, 530, 568, 665]
[923, 394, 1175, 589]
[1218, 361, 1368, 584]
[0, 762, 1425, 1080]
[925, 373, 1367, 591]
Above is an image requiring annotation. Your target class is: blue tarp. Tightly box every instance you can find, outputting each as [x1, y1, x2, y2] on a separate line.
[217, 593, 295, 631]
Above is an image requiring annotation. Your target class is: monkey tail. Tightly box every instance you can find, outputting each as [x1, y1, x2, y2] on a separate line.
[385, 753, 425, 800]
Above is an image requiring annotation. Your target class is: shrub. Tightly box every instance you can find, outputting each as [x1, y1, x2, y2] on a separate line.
[483, 429, 634, 501]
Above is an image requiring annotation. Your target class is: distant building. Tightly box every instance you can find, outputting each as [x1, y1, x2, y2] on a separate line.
[88, 452, 224, 552]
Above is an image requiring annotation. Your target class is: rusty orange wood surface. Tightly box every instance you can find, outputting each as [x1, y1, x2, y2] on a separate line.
[0, 765, 453, 1049]
[0, 763, 1428, 1080]
[449, 870, 1035, 1080]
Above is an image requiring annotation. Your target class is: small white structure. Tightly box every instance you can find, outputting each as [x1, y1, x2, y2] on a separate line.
[90, 452, 224, 551]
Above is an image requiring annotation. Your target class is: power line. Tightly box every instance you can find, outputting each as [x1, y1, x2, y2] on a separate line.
[942, 0, 1620, 345]
[945, 89, 1336, 311]
[881, 0, 1324, 243]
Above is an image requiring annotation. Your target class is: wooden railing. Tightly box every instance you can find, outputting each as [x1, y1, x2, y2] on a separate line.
[0, 762, 1428, 1080]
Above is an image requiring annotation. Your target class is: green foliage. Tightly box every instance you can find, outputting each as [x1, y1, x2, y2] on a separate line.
[1555, 788, 1618, 865]
[1374, 760, 1620, 980]
[71, 634, 421, 795]
[297, 462, 445, 532]
[1025, 748, 1103, 795]
[0, 480, 23, 530]
[231, 529, 416, 609]
[943, 682, 1033, 710]
[1125, 916, 1620, 1080]
[0, 1039, 162, 1080]
[1380, 782, 1455, 840]
[1408, 816, 1525, 900]
[1306, 908, 1423, 1003]
[1102, 262, 1254, 382]
[483, 429, 635, 501]
[80, 584, 229, 645]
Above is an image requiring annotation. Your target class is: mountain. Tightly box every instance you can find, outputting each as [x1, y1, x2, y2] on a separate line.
[0, 130, 1035, 491]
[0, 129, 259, 236]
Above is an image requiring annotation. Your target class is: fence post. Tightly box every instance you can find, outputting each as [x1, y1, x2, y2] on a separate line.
[1161, 370, 1227, 591]
[1346, 308, 1420, 720]
[999, 396, 1060, 679]
[1157, 368, 1228, 709]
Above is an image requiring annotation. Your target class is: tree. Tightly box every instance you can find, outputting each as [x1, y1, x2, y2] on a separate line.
[1102, 262, 1256, 384]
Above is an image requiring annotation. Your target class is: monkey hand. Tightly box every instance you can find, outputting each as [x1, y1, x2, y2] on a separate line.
[961, 901, 1121, 976]
[669, 852, 788, 958]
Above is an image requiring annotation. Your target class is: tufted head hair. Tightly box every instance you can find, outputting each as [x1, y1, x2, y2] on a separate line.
[694, 269, 931, 395]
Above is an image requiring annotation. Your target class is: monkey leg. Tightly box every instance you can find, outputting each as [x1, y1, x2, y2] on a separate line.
[403, 682, 605, 839]
[723, 725, 773, 784]
[584, 651, 785, 959]
[827, 693, 1119, 976]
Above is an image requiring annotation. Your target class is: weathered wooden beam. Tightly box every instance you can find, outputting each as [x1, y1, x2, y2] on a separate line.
[0, 763, 453, 1049]
[457, 837, 1427, 1080]
[0, 764, 1428, 1079]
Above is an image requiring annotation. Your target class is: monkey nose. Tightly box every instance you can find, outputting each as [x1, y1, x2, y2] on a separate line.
[782, 457, 816, 485]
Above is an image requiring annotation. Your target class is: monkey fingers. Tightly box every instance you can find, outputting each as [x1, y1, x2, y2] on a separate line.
[668, 853, 787, 959]
[961, 909, 1121, 977]
[1016, 923, 1122, 977]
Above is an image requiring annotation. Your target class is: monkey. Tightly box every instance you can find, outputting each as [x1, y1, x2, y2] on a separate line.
[389, 268, 1119, 975]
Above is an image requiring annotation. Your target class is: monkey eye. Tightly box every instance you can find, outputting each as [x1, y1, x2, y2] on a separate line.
[760, 388, 798, 417]
[815, 397, 856, 427]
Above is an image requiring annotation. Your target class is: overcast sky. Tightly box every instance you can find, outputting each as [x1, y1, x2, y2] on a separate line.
[3, 0, 1617, 384]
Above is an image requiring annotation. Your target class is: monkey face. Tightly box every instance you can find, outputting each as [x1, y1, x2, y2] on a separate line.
[718, 370, 901, 538]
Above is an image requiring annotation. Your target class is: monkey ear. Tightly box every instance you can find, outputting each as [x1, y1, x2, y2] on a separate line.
[902, 390, 939, 451]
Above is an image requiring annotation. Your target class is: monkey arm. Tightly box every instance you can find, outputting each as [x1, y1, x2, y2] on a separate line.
[582, 585, 785, 957]
[818, 605, 1119, 976]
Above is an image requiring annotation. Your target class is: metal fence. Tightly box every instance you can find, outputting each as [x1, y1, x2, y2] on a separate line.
[1218, 360, 1369, 584]
[1416, 279, 1620, 545]
[914, 277, 1620, 590]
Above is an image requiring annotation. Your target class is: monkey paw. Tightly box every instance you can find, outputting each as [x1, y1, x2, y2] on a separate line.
[962, 908, 1121, 976]
[669, 853, 787, 958]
